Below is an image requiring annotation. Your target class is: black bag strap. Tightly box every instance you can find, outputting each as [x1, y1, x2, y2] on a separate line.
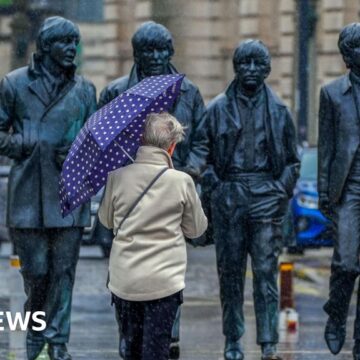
[116, 167, 168, 234]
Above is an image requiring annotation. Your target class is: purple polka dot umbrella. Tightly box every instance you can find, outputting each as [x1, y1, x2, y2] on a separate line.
[59, 73, 185, 217]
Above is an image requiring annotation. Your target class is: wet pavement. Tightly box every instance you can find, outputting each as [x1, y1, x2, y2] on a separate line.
[0, 243, 357, 359]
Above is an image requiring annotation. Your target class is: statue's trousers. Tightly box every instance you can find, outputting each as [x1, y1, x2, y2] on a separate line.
[10, 227, 82, 344]
[211, 173, 287, 344]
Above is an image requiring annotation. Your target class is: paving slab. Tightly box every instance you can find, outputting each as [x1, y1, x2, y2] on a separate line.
[0, 245, 356, 360]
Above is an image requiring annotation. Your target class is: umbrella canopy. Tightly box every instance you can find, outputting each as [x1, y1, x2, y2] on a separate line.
[59, 73, 185, 217]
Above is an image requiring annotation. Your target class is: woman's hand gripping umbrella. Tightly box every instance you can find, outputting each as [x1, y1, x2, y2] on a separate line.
[59, 74, 185, 217]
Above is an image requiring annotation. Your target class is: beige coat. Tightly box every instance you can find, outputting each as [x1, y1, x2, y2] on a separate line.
[98, 146, 208, 301]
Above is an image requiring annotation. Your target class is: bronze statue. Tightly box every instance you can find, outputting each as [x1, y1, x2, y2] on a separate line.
[202, 40, 299, 360]
[0, 16, 96, 360]
[99, 21, 207, 359]
[319, 23, 360, 360]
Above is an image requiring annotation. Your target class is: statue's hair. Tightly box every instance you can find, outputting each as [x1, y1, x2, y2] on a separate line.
[232, 39, 271, 74]
[338, 23, 360, 68]
[36, 16, 80, 55]
[132, 21, 174, 58]
[142, 112, 185, 150]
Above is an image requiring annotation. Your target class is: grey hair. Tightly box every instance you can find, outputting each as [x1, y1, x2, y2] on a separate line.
[142, 112, 185, 150]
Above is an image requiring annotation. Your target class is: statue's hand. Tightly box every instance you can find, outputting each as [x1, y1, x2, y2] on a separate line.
[319, 195, 332, 219]
[55, 145, 70, 170]
[8, 133, 23, 160]
[186, 234, 213, 247]
[22, 140, 37, 157]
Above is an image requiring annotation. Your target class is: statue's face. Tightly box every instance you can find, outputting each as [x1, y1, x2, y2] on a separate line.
[48, 35, 79, 69]
[346, 45, 360, 71]
[136, 44, 171, 77]
[235, 53, 269, 91]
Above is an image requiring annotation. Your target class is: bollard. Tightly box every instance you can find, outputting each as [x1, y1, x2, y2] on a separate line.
[280, 262, 294, 309]
[10, 255, 20, 269]
[279, 262, 299, 332]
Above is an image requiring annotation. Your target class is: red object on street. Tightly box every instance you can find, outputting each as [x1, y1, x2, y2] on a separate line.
[287, 319, 297, 332]
[280, 262, 294, 310]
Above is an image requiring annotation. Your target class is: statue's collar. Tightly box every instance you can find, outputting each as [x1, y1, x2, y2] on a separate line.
[348, 71, 360, 90]
[225, 79, 284, 107]
[28, 53, 77, 80]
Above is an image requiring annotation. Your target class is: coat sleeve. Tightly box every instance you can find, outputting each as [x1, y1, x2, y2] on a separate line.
[317, 87, 334, 200]
[203, 101, 218, 174]
[0, 76, 23, 160]
[181, 175, 208, 239]
[197, 101, 219, 245]
[200, 102, 219, 202]
[278, 108, 301, 197]
[98, 172, 115, 230]
[182, 88, 208, 178]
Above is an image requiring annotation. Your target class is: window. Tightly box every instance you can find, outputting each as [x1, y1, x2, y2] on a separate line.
[63, 0, 103, 23]
[0, 0, 104, 20]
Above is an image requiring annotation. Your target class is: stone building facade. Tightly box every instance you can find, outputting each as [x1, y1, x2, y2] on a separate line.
[0, 8, 108, 91]
[0, 0, 360, 144]
[102, 0, 360, 145]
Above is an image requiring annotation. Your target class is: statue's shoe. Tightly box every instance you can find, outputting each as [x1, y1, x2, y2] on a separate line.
[324, 317, 346, 355]
[261, 343, 282, 360]
[26, 333, 45, 360]
[119, 337, 126, 358]
[354, 349, 360, 360]
[48, 344, 72, 360]
[224, 339, 244, 360]
[353, 341, 360, 360]
[169, 342, 180, 359]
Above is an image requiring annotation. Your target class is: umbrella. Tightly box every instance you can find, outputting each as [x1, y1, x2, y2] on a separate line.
[59, 73, 185, 217]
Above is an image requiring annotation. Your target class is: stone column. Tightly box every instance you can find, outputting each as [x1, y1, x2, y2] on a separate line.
[152, 0, 228, 102]
[103, 0, 135, 83]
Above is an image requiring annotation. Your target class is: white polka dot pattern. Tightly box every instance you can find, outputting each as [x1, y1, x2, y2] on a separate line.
[59, 74, 185, 217]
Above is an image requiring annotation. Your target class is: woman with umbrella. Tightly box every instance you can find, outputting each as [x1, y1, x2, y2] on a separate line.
[98, 112, 207, 360]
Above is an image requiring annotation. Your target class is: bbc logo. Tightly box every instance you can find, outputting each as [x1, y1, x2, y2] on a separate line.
[0, 311, 46, 331]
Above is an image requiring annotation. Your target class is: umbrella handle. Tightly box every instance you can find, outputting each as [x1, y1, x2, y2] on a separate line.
[114, 140, 135, 162]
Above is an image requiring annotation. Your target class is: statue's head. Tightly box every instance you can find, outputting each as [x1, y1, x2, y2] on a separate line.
[132, 21, 174, 77]
[338, 23, 360, 70]
[36, 16, 80, 69]
[233, 39, 271, 92]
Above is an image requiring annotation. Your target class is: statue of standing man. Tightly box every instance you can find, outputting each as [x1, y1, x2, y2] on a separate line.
[202, 40, 300, 360]
[319, 23, 360, 360]
[99, 21, 207, 359]
[0, 17, 97, 360]
[99, 21, 207, 178]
